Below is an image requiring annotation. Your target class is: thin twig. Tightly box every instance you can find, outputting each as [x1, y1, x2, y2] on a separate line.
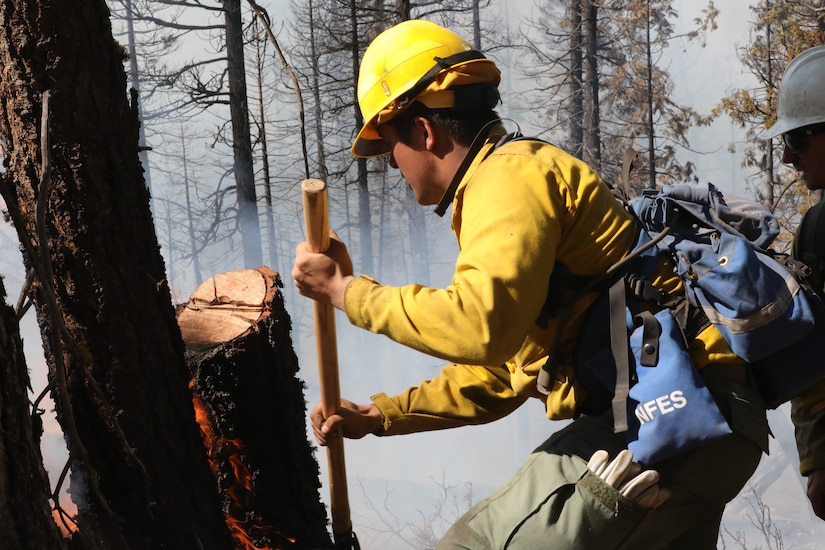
[245, 0, 310, 179]
[15, 267, 35, 319]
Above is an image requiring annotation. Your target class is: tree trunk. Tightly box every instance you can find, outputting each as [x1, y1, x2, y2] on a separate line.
[223, 0, 264, 268]
[178, 267, 333, 549]
[350, 0, 375, 275]
[405, 187, 430, 286]
[582, 0, 601, 170]
[309, 0, 330, 182]
[644, 0, 657, 190]
[0, 1, 233, 547]
[0, 277, 65, 549]
[569, 0, 584, 158]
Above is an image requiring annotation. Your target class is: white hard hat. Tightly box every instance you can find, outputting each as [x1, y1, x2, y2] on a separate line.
[763, 44, 825, 139]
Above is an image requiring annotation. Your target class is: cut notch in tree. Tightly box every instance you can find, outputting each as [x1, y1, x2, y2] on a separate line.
[178, 269, 271, 352]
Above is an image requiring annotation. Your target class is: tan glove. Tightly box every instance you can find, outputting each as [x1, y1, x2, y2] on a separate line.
[587, 449, 671, 509]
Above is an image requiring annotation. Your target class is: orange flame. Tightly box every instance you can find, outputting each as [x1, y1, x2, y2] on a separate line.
[191, 382, 297, 549]
[51, 504, 78, 536]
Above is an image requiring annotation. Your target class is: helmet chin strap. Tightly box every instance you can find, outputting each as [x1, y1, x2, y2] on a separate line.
[433, 119, 521, 217]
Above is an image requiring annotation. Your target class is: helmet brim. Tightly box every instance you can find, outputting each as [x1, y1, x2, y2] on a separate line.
[760, 120, 792, 141]
[760, 117, 825, 141]
[351, 123, 390, 158]
[760, 127, 783, 141]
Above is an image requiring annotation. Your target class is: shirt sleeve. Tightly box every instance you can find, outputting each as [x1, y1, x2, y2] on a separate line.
[371, 361, 528, 436]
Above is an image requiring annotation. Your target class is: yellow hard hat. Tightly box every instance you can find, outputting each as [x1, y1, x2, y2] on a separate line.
[352, 19, 501, 158]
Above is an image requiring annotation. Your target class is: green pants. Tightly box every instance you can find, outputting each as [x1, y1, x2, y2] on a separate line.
[437, 376, 768, 549]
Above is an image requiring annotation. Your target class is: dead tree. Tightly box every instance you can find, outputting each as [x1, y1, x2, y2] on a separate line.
[0, 0, 236, 547]
[178, 267, 332, 548]
[0, 277, 65, 548]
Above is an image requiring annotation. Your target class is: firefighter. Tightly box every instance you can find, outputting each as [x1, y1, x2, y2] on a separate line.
[294, 19, 768, 548]
[764, 43, 825, 522]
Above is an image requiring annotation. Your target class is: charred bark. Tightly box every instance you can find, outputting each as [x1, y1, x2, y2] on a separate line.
[179, 267, 332, 549]
[0, 277, 65, 548]
[0, 0, 233, 548]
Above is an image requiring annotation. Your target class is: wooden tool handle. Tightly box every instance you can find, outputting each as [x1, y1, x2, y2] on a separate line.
[301, 179, 353, 538]
[302, 178, 331, 255]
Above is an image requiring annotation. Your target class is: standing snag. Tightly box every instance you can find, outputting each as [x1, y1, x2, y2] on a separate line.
[179, 267, 332, 549]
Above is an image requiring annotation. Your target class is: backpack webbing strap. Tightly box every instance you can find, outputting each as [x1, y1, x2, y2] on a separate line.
[610, 300, 662, 435]
[609, 279, 630, 433]
[535, 221, 674, 397]
[795, 199, 825, 292]
[616, 147, 639, 203]
[637, 310, 661, 367]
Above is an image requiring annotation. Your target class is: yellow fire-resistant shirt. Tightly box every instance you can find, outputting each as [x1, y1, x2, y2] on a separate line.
[344, 126, 738, 436]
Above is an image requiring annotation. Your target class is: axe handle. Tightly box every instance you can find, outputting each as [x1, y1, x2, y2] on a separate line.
[301, 179, 353, 539]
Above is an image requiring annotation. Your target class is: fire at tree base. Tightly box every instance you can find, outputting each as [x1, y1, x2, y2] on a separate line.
[178, 267, 332, 549]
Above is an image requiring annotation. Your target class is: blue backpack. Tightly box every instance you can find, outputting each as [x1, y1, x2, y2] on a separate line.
[536, 180, 825, 465]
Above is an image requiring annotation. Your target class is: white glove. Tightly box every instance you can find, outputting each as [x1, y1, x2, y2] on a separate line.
[587, 449, 671, 509]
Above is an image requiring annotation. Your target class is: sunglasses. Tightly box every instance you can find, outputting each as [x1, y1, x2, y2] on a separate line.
[782, 126, 825, 154]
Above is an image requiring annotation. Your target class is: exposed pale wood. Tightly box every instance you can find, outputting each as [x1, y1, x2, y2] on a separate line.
[177, 269, 269, 352]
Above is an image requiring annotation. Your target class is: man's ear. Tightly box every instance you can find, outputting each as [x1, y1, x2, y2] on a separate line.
[416, 116, 438, 152]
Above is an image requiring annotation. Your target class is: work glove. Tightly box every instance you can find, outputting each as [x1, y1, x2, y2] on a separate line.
[587, 449, 671, 509]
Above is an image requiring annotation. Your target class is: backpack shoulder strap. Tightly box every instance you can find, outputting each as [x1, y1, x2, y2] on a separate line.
[616, 147, 639, 203]
[794, 199, 825, 292]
